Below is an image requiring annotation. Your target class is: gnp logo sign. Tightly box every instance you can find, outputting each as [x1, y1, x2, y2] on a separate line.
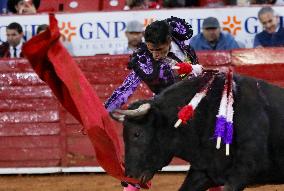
[59, 22, 77, 42]
[222, 16, 242, 36]
[58, 20, 127, 41]
[56, 15, 129, 55]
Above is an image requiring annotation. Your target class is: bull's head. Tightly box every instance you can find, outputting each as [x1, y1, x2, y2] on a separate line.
[112, 101, 176, 184]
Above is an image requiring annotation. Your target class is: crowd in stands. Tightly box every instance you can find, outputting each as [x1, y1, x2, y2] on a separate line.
[0, 0, 283, 58]
[190, 17, 240, 50]
[0, 22, 24, 58]
[1, 0, 283, 58]
[254, 6, 284, 47]
[111, 20, 144, 54]
[1, 0, 284, 14]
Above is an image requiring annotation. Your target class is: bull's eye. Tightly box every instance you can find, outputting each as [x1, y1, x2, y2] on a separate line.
[134, 132, 140, 138]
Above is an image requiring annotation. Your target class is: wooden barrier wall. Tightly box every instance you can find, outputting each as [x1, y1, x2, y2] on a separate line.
[0, 48, 283, 169]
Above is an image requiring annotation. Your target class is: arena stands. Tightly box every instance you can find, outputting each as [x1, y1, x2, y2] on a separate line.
[0, 0, 8, 13]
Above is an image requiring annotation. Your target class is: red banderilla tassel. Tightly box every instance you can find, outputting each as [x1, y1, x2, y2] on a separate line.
[176, 63, 193, 75]
[178, 105, 194, 124]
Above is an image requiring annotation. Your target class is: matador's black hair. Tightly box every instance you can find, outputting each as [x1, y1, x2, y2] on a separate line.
[144, 20, 171, 45]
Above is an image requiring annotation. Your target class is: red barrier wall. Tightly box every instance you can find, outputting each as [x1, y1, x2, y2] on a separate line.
[0, 48, 283, 169]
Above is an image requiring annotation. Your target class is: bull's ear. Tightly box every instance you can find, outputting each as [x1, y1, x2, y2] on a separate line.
[110, 112, 125, 122]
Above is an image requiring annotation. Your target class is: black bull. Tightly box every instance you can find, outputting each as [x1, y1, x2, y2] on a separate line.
[114, 72, 284, 191]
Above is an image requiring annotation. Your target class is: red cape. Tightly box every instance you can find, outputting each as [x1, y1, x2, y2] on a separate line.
[23, 14, 149, 188]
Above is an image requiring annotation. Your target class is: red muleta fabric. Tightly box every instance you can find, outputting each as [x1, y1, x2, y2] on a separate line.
[23, 14, 149, 189]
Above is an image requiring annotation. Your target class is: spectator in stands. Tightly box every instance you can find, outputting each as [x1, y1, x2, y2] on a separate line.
[228, 0, 248, 5]
[7, 0, 40, 14]
[0, 22, 24, 58]
[163, 0, 186, 7]
[190, 17, 239, 50]
[124, 0, 160, 10]
[113, 20, 144, 54]
[184, 0, 199, 6]
[1, 0, 8, 13]
[249, 0, 284, 5]
[253, 6, 284, 48]
[124, 0, 148, 10]
[36, 24, 48, 34]
[270, 0, 284, 5]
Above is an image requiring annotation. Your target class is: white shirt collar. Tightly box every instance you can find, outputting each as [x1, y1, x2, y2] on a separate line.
[169, 41, 186, 61]
[9, 40, 23, 58]
[276, 24, 280, 33]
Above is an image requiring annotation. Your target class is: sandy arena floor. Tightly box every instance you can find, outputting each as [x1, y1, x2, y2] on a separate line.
[0, 173, 283, 191]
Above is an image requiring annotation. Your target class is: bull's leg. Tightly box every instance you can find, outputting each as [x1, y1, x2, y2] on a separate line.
[222, 153, 262, 191]
[178, 169, 215, 191]
[223, 184, 244, 191]
[223, 171, 247, 191]
[222, 176, 246, 191]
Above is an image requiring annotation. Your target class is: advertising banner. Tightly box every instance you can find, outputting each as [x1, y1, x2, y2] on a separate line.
[0, 6, 283, 56]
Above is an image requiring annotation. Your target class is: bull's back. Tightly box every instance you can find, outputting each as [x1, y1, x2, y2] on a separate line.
[260, 80, 284, 178]
[235, 75, 284, 136]
[235, 75, 284, 181]
[157, 74, 284, 183]
[258, 79, 284, 141]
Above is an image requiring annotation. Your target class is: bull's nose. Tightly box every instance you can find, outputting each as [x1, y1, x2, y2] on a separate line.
[121, 181, 128, 187]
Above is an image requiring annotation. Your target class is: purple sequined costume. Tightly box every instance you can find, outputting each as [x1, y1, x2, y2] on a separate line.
[105, 17, 199, 112]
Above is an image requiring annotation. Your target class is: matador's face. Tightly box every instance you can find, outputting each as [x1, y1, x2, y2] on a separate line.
[146, 40, 171, 61]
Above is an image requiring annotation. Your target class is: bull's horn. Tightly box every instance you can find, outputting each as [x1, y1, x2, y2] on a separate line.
[114, 103, 151, 117]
